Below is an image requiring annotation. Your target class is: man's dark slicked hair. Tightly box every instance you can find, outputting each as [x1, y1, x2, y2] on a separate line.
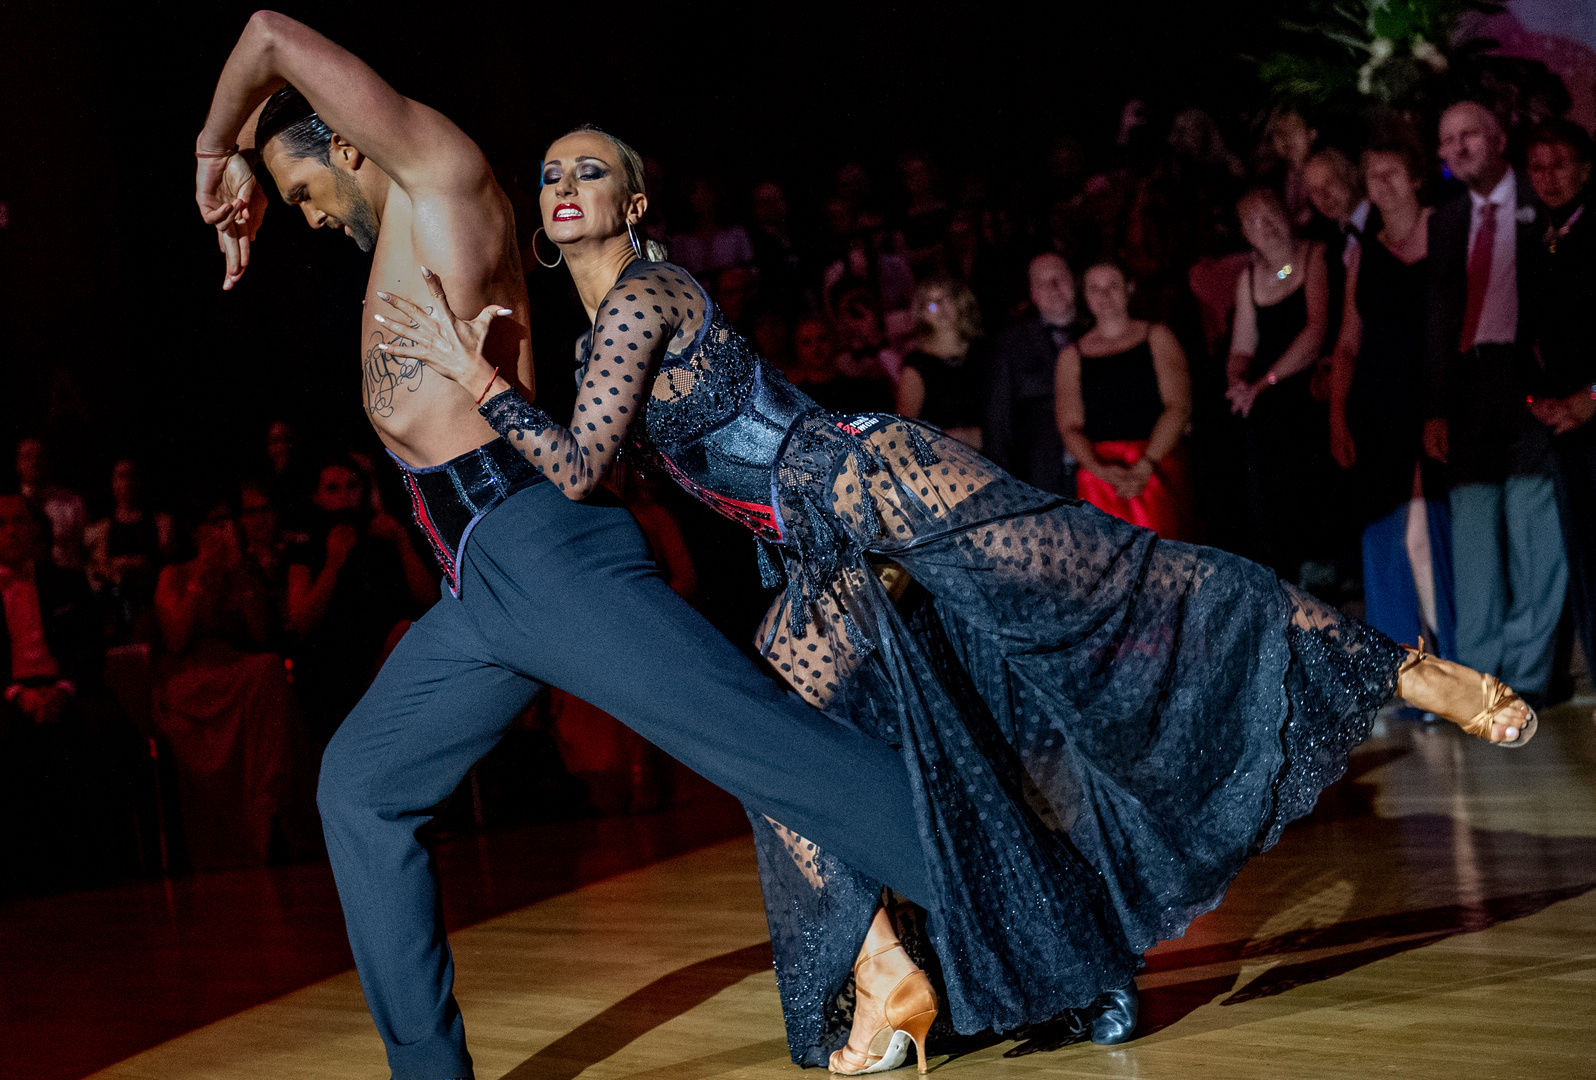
[255, 84, 334, 164]
[1526, 118, 1594, 165]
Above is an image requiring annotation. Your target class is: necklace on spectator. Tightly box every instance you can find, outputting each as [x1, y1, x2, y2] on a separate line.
[1274, 262, 1293, 280]
[1546, 204, 1583, 254]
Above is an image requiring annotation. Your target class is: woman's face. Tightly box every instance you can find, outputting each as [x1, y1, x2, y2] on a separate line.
[1082, 266, 1129, 323]
[539, 133, 642, 247]
[919, 287, 957, 336]
[1363, 151, 1419, 217]
[194, 506, 239, 562]
[1240, 195, 1293, 257]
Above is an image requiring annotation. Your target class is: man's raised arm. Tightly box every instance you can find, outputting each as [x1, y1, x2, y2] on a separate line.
[198, 11, 482, 188]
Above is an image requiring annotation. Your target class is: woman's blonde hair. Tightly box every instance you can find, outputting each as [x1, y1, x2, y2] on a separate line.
[560, 124, 668, 261]
[912, 277, 983, 343]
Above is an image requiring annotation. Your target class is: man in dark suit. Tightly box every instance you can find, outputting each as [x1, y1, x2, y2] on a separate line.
[0, 492, 143, 891]
[984, 252, 1083, 496]
[1422, 102, 1566, 703]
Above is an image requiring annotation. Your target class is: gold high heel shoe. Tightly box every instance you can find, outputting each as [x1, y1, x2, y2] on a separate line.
[828, 943, 939, 1075]
[1396, 638, 1537, 747]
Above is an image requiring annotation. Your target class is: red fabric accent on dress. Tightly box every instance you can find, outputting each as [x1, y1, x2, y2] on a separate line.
[653, 452, 782, 541]
[1458, 201, 1496, 352]
[1075, 440, 1197, 541]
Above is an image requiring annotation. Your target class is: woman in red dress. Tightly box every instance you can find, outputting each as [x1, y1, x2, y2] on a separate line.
[1055, 263, 1197, 539]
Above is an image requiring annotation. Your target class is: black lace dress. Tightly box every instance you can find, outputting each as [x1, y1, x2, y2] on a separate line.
[478, 261, 1404, 1065]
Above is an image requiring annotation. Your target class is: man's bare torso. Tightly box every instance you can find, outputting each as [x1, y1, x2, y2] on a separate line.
[362, 181, 531, 468]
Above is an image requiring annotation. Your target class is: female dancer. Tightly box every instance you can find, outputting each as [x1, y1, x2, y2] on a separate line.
[375, 127, 1536, 1072]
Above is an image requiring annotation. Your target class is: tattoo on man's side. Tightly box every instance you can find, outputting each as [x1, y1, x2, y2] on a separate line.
[362, 306, 433, 418]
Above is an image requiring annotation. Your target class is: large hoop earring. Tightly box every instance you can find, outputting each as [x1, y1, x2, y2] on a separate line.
[627, 221, 644, 261]
[531, 227, 563, 269]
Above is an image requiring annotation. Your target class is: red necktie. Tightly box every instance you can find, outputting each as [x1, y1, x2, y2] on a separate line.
[1458, 201, 1497, 352]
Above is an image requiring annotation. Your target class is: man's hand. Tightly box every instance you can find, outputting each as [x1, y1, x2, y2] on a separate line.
[1554, 392, 1596, 435]
[196, 152, 267, 290]
[1423, 418, 1449, 464]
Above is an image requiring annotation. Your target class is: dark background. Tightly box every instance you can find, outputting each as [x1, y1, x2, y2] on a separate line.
[0, 0, 1277, 496]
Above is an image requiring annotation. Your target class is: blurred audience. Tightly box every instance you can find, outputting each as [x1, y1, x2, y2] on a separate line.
[1056, 263, 1196, 539]
[1524, 120, 1596, 680]
[1228, 187, 1332, 583]
[16, 437, 88, 571]
[1424, 102, 1564, 705]
[286, 456, 437, 744]
[85, 458, 173, 644]
[898, 278, 987, 449]
[0, 491, 143, 892]
[1329, 134, 1455, 654]
[152, 489, 308, 870]
[985, 253, 1083, 496]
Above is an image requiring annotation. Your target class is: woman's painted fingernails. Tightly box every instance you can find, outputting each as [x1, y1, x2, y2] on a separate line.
[376, 291, 391, 301]
[377, 343, 388, 351]
[421, 265, 433, 278]
[373, 314, 385, 322]
[497, 308, 513, 315]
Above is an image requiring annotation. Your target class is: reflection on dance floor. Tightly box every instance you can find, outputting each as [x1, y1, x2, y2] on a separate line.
[44, 704, 1596, 1079]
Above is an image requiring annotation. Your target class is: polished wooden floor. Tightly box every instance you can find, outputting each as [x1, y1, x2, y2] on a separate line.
[64, 703, 1596, 1079]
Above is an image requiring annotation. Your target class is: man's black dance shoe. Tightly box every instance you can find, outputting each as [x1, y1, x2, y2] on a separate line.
[1089, 982, 1138, 1045]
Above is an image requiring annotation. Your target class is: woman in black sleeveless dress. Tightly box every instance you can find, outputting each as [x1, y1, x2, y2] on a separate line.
[896, 278, 987, 450]
[1056, 263, 1197, 539]
[378, 129, 1536, 1072]
[1226, 188, 1333, 583]
[1329, 141, 1455, 654]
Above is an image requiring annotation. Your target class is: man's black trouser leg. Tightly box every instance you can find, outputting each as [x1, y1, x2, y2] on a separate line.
[318, 481, 931, 1079]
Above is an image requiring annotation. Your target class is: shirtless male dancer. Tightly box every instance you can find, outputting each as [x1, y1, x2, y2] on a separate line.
[194, 14, 934, 1079]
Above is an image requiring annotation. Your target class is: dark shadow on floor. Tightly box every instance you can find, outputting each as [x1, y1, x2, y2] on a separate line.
[500, 942, 775, 1080]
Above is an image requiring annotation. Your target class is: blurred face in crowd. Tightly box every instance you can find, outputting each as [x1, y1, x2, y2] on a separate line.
[0, 496, 36, 571]
[834, 290, 882, 349]
[751, 182, 787, 230]
[1304, 155, 1359, 223]
[1438, 103, 1507, 192]
[239, 483, 278, 550]
[266, 421, 296, 473]
[15, 438, 44, 487]
[1363, 151, 1421, 218]
[313, 465, 366, 515]
[111, 459, 141, 510]
[899, 154, 937, 201]
[1082, 265, 1131, 326]
[1268, 111, 1315, 169]
[1028, 254, 1077, 325]
[1239, 192, 1295, 259]
[540, 132, 644, 249]
[918, 284, 958, 338]
[1527, 140, 1590, 211]
[193, 502, 241, 564]
[792, 318, 837, 379]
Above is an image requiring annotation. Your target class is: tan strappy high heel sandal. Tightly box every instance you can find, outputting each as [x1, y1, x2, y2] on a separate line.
[1396, 639, 1538, 748]
[828, 943, 939, 1075]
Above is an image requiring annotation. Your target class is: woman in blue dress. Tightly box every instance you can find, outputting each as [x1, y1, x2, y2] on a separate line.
[374, 127, 1535, 1073]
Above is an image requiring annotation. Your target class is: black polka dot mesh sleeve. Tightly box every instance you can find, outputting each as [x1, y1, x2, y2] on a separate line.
[478, 264, 703, 500]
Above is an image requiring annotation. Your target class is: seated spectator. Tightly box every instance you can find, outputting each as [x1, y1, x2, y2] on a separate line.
[829, 277, 904, 385]
[1227, 187, 1332, 583]
[985, 252, 1084, 496]
[15, 436, 87, 571]
[1523, 120, 1596, 681]
[85, 458, 173, 644]
[748, 180, 812, 316]
[263, 419, 315, 545]
[0, 492, 144, 891]
[1055, 264, 1197, 539]
[669, 177, 755, 277]
[898, 278, 988, 450]
[153, 490, 309, 870]
[286, 456, 437, 744]
[785, 315, 894, 415]
[238, 477, 290, 646]
[1328, 134, 1455, 654]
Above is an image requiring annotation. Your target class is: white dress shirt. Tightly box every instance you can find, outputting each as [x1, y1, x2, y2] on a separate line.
[1466, 168, 1519, 347]
[1343, 199, 1371, 268]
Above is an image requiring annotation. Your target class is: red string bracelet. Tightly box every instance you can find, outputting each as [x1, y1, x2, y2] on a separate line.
[195, 146, 238, 159]
[475, 367, 501, 406]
